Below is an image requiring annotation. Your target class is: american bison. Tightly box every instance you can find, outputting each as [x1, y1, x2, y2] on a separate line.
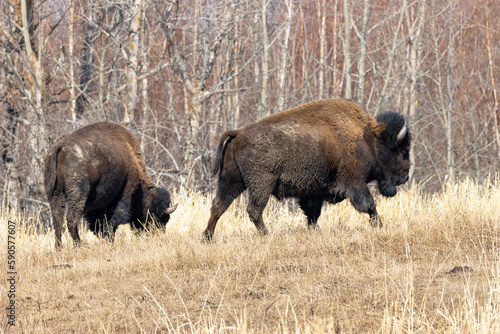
[203, 99, 411, 240]
[44, 122, 177, 249]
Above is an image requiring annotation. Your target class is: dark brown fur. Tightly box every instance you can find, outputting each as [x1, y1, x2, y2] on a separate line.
[44, 122, 177, 249]
[204, 99, 411, 240]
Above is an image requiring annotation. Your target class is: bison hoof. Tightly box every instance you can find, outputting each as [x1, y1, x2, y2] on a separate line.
[202, 231, 214, 243]
[369, 216, 383, 228]
[307, 223, 320, 231]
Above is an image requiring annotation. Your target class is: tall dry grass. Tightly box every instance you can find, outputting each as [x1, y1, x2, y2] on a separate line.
[1, 178, 499, 333]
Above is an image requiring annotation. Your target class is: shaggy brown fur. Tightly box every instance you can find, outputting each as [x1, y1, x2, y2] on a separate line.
[44, 122, 177, 249]
[204, 99, 410, 240]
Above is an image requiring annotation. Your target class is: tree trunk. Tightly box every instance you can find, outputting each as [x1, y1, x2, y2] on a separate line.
[343, 0, 352, 99]
[485, 2, 500, 160]
[317, 0, 326, 100]
[260, 0, 269, 117]
[76, 0, 96, 118]
[276, 0, 293, 113]
[406, 0, 426, 188]
[123, 0, 141, 125]
[445, 1, 455, 189]
[356, 0, 370, 105]
[69, 0, 76, 120]
[374, 0, 406, 116]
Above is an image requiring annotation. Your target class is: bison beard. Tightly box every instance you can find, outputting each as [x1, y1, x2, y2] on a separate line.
[203, 99, 411, 240]
[44, 122, 177, 249]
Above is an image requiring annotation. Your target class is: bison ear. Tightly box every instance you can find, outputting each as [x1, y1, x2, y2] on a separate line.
[381, 127, 399, 150]
[378, 113, 408, 149]
[164, 203, 178, 215]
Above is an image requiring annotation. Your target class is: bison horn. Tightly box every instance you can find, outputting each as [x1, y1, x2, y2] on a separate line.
[397, 120, 408, 143]
[164, 203, 178, 215]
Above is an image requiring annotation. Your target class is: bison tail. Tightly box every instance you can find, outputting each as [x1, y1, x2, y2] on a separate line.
[43, 145, 62, 199]
[211, 130, 239, 177]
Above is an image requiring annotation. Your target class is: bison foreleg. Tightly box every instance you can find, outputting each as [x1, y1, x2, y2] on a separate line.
[368, 212, 383, 228]
[102, 197, 132, 240]
[299, 197, 323, 229]
[346, 185, 383, 228]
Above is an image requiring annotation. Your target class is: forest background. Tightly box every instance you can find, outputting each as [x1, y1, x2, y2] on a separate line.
[1, 0, 499, 224]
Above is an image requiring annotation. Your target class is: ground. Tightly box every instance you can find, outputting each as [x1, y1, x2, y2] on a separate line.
[1, 179, 499, 333]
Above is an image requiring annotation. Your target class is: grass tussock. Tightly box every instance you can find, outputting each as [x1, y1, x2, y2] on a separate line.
[1, 178, 500, 333]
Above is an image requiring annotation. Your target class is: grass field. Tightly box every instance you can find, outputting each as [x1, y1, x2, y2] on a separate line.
[1, 179, 500, 333]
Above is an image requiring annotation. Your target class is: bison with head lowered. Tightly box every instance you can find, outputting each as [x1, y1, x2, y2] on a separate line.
[204, 99, 410, 240]
[44, 122, 177, 249]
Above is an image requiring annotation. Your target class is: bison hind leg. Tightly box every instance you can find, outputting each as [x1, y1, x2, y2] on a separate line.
[299, 197, 323, 229]
[60, 201, 83, 247]
[49, 198, 66, 250]
[203, 179, 245, 241]
[246, 176, 279, 236]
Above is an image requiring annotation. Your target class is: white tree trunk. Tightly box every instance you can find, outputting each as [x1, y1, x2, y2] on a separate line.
[356, 0, 370, 104]
[123, 0, 141, 124]
[260, 0, 269, 116]
[343, 0, 352, 99]
[317, 0, 326, 100]
[406, 1, 426, 188]
[276, 0, 293, 112]
[69, 0, 76, 121]
[485, 3, 500, 160]
[374, 0, 407, 115]
[445, 0, 455, 188]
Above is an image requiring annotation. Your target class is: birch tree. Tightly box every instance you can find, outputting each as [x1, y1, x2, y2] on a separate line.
[156, 0, 256, 188]
[373, 0, 407, 115]
[276, 0, 294, 113]
[404, 0, 426, 187]
[123, 0, 142, 124]
[343, 0, 352, 99]
[68, 0, 76, 120]
[485, 1, 500, 159]
[354, 0, 371, 105]
[444, 1, 455, 188]
[260, 0, 270, 116]
[75, 0, 96, 119]
[316, 0, 327, 100]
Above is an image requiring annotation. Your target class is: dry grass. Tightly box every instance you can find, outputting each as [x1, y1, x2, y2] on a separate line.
[1, 178, 500, 333]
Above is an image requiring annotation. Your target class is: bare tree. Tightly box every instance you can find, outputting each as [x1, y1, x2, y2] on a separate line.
[354, 0, 371, 105]
[373, 0, 407, 116]
[343, 0, 353, 99]
[75, 0, 96, 119]
[404, 0, 426, 187]
[260, 0, 270, 116]
[316, 0, 327, 100]
[445, 1, 456, 188]
[123, 0, 142, 124]
[485, 1, 500, 159]
[156, 0, 258, 188]
[276, 0, 295, 113]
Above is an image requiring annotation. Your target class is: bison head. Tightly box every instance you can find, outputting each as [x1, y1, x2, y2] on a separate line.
[375, 112, 411, 197]
[145, 187, 177, 229]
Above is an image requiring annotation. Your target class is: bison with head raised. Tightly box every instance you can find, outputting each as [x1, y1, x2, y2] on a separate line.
[44, 122, 177, 249]
[203, 99, 410, 240]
